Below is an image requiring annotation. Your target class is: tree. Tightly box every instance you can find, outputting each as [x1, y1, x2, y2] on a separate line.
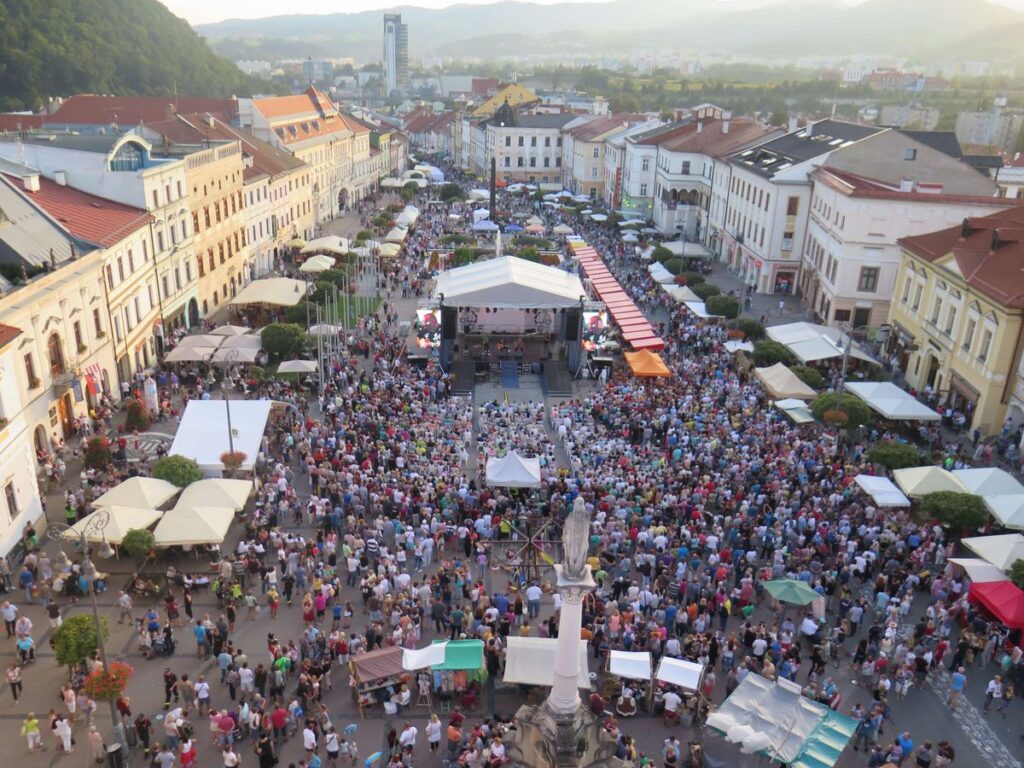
[83, 437, 113, 470]
[152, 455, 203, 488]
[753, 340, 794, 366]
[811, 393, 872, 428]
[1010, 558, 1024, 589]
[678, 271, 705, 286]
[261, 323, 307, 361]
[922, 491, 989, 532]
[123, 399, 150, 431]
[439, 183, 465, 202]
[706, 295, 739, 319]
[355, 230, 373, 242]
[308, 280, 335, 304]
[52, 614, 108, 669]
[400, 181, 418, 202]
[790, 365, 823, 389]
[652, 245, 674, 263]
[119, 528, 155, 561]
[284, 301, 316, 325]
[452, 247, 476, 267]
[866, 442, 923, 470]
[736, 319, 765, 340]
[691, 283, 722, 301]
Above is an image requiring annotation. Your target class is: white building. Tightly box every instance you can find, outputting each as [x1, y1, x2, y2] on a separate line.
[561, 114, 648, 200]
[602, 119, 664, 212]
[481, 103, 574, 183]
[383, 13, 409, 95]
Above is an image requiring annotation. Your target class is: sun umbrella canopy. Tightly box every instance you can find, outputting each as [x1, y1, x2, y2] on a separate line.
[91, 477, 180, 509]
[963, 533, 1024, 570]
[164, 344, 219, 363]
[893, 466, 968, 497]
[298, 254, 336, 273]
[61, 507, 164, 545]
[285, 238, 306, 249]
[622, 232, 639, 242]
[153, 506, 235, 547]
[176, 479, 253, 512]
[209, 325, 251, 337]
[762, 578, 820, 606]
[552, 223, 574, 235]
[277, 360, 318, 374]
[952, 468, 1024, 497]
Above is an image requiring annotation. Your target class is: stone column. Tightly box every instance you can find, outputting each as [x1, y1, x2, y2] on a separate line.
[547, 564, 595, 716]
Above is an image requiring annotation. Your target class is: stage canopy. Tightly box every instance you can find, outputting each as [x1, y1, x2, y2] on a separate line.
[853, 474, 911, 507]
[609, 650, 652, 681]
[434, 256, 585, 309]
[152, 505, 234, 547]
[91, 477, 179, 509]
[176, 478, 253, 512]
[230, 278, 306, 307]
[625, 349, 671, 377]
[485, 451, 542, 488]
[170, 400, 274, 472]
[844, 382, 941, 421]
[754, 363, 816, 400]
[503, 637, 591, 688]
[963, 533, 1024, 571]
[893, 466, 968, 497]
[947, 557, 1009, 583]
[766, 322, 876, 365]
[952, 468, 1024, 496]
[970, 580, 1024, 628]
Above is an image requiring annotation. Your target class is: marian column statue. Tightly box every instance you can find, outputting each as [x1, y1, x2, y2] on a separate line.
[562, 496, 591, 579]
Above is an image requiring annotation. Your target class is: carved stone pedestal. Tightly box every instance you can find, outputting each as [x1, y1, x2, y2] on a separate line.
[504, 701, 632, 768]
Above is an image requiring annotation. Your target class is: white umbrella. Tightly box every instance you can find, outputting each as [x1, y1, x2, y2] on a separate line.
[590, 214, 608, 222]
[580, 209, 593, 215]
[307, 324, 343, 336]
[622, 232, 639, 242]
[176, 479, 252, 512]
[164, 344, 219, 363]
[525, 223, 545, 234]
[92, 477, 180, 509]
[277, 360, 318, 374]
[619, 220, 643, 228]
[526, 216, 543, 225]
[176, 334, 223, 349]
[61, 507, 164, 545]
[298, 254, 336, 273]
[209, 325, 250, 337]
[553, 223, 574, 235]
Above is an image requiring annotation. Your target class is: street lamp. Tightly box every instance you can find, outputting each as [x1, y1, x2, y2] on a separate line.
[49, 509, 127, 761]
[836, 323, 874, 394]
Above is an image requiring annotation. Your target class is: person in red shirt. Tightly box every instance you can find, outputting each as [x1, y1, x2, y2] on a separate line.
[270, 705, 288, 742]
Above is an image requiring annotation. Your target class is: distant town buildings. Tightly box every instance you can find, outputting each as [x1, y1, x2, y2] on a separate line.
[383, 13, 410, 95]
[955, 97, 1024, 153]
[879, 104, 940, 131]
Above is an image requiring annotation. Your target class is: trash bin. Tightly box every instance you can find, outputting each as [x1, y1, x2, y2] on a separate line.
[106, 743, 124, 768]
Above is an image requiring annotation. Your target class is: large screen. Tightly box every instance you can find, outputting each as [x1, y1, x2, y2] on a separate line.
[415, 309, 441, 349]
[582, 310, 610, 352]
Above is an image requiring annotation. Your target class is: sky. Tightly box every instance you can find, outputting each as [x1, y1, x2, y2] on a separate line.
[163, 0, 1024, 25]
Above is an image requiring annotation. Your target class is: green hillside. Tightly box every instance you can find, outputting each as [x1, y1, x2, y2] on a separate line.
[0, 0, 263, 111]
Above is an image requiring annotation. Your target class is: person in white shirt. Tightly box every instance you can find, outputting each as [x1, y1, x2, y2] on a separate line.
[398, 723, 418, 750]
[302, 724, 317, 755]
[662, 689, 682, 724]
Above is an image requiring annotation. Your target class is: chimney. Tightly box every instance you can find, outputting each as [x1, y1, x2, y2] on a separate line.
[207, 115, 216, 128]
[722, 110, 731, 134]
[992, 228, 1002, 251]
[788, 115, 799, 133]
[167, 103, 176, 119]
[54, 170, 66, 186]
[899, 177, 915, 193]
[961, 218, 971, 237]
[22, 174, 39, 192]
[697, 120, 703, 134]
[806, 120, 814, 138]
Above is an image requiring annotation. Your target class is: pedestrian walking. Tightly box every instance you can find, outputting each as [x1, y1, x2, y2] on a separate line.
[947, 666, 966, 710]
[6, 662, 22, 702]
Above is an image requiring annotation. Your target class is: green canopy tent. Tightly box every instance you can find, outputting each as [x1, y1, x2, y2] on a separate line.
[762, 579, 820, 606]
[431, 639, 485, 670]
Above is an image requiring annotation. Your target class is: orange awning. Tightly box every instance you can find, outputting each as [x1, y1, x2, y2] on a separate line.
[625, 349, 672, 378]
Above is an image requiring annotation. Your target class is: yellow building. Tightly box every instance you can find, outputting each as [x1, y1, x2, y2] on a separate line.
[471, 83, 538, 117]
[889, 206, 1024, 435]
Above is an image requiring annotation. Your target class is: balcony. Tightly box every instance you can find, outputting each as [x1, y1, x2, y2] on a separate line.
[51, 369, 80, 391]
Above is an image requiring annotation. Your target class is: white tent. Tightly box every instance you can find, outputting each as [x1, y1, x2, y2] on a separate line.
[963, 533, 1024, 570]
[209, 346, 260, 364]
[380, 178, 403, 189]
[754, 363, 817, 400]
[609, 650, 652, 681]
[844, 382, 941, 421]
[230, 278, 307, 307]
[725, 340, 755, 353]
[176, 478, 253, 512]
[170, 399, 274, 472]
[153, 506, 234, 547]
[662, 284, 702, 304]
[434, 256, 585, 309]
[164, 344, 219, 363]
[209, 325, 250, 337]
[473, 220, 500, 232]
[853, 474, 911, 507]
[767, 322, 876, 365]
[622, 232, 639, 243]
[298, 254, 336, 273]
[379, 243, 401, 258]
[590, 213, 608, 222]
[553, 223, 575, 235]
[659, 240, 713, 259]
[648, 262, 675, 284]
[774, 399, 815, 424]
[947, 557, 1009, 583]
[953, 468, 1024, 496]
[307, 324, 343, 336]
[468, 189, 489, 201]
[61, 507, 164, 545]
[472, 208, 490, 223]
[176, 333, 223, 349]
[684, 301, 721, 319]
[656, 657, 705, 691]
[277, 360, 317, 374]
[385, 227, 408, 243]
[403, 642, 448, 671]
[893, 466, 968, 497]
[503, 637, 591, 688]
[983, 494, 1024, 530]
[300, 235, 348, 256]
[91, 477, 180, 509]
[485, 452, 542, 488]
[396, 209, 418, 227]
[220, 334, 263, 350]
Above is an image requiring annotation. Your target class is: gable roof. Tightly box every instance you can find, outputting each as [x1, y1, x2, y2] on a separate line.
[0, 113, 44, 132]
[900, 130, 963, 160]
[485, 103, 573, 130]
[46, 95, 236, 127]
[2, 172, 152, 248]
[251, 88, 334, 121]
[566, 114, 647, 142]
[814, 166, 1010, 206]
[0, 174, 93, 270]
[731, 119, 885, 178]
[0, 324, 22, 350]
[655, 118, 783, 158]
[899, 205, 1024, 308]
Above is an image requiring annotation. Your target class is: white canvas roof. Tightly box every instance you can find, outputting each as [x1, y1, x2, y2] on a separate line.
[947, 557, 1009, 583]
[300, 235, 348, 255]
[660, 240, 713, 259]
[845, 382, 941, 421]
[434, 256, 585, 309]
[952, 468, 1024, 496]
[60, 507, 164, 545]
[277, 360, 317, 374]
[661, 284, 702, 303]
[725, 340, 755, 353]
[963, 533, 1024, 571]
[91, 477, 180, 509]
[776, 401, 815, 424]
[385, 227, 408, 243]
[648, 262, 675, 284]
[170, 400, 273, 472]
[503, 637, 591, 688]
[176, 479, 253, 512]
[983, 494, 1024, 530]
[230, 278, 307, 307]
[854, 474, 911, 507]
[164, 344, 219, 363]
[403, 642, 448, 670]
[298, 254, 336, 273]
[893, 466, 968, 497]
[485, 452, 542, 488]
[609, 650, 652, 681]
[754, 363, 817, 400]
[656, 657, 705, 691]
[766, 322, 876, 364]
[153, 506, 234, 547]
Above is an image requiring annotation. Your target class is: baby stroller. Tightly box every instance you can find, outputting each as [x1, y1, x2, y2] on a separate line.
[153, 634, 176, 657]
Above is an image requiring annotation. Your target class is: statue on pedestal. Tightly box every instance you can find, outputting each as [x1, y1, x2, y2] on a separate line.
[562, 496, 590, 581]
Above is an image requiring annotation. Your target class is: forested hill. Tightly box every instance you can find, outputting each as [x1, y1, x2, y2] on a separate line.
[0, 0, 263, 111]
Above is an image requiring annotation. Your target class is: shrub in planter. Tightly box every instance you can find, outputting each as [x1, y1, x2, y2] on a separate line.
[124, 399, 150, 431]
[736, 319, 766, 340]
[53, 615, 109, 669]
[705, 295, 739, 319]
[752, 340, 794, 366]
[652, 246, 674, 263]
[691, 283, 722, 301]
[120, 528, 155, 561]
[261, 323, 307, 361]
[83, 661, 134, 702]
[220, 450, 248, 474]
[83, 437, 113, 470]
[790, 365, 823, 389]
[678, 271, 705, 286]
[923, 491, 989, 532]
[355, 230, 373, 242]
[810, 392, 872, 428]
[661, 257, 684, 275]
[153, 455, 204, 488]
[866, 442, 924, 470]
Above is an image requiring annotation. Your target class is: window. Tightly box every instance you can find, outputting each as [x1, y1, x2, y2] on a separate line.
[529, 157, 536, 167]
[979, 329, 993, 362]
[152, 190, 159, 208]
[681, 161, 690, 175]
[504, 157, 510, 168]
[23, 354, 36, 385]
[834, 309, 851, 323]
[912, 284, 923, 311]
[963, 318, 976, 351]
[545, 137, 551, 147]
[46, 333, 64, 377]
[517, 158, 524, 168]
[93, 308, 102, 336]
[114, 316, 122, 342]
[106, 264, 115, 289]
[782, 231, 794, 251]
[531, 137, 537, 147]
[175, 267, 181, 291]
[945, 306, 957, 335]
[73, 321, 83, 351]
[858, 267, 879, 292]
[593, 147, 600, 158]
[177, 181, 183, 198]
[904, 148, 917, 161]
[117, 258, 125, 281]
[505, 136, 511, 146]
[640, 184, 648, 196]
[901, 274, 911, 304]
[931, 298, 942, 325]
[642, 158, 650, 172]
[786, 196, 799, 216]
[4, 483, 17, 521]
[518, 137, 524, 147]
[163, 275, 171, 298]
[543, 157, 550, 168]
[157, 231, 165, 252]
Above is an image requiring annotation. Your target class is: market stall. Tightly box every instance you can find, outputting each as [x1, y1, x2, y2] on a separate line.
[349, 646, 411, 719]
[503, 637, 591, 689]
[853, 474, 911, 507]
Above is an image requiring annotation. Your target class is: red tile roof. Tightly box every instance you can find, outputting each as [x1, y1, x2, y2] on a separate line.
[646, 117, 781, 157]
[252, 87, 335, 121]
[815, 167, 1015, 207]
[566, 114, 646, 142]
[0, 113, 44, 132]
[0, 324, 22, 350]
[46, 95, 236, 127]
[899, 205, 1024, 308]
[3, 173, 152, 248]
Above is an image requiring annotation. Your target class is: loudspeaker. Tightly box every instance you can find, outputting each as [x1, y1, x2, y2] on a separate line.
[564, 308, 581, 342]
[441, 307, 457, 340]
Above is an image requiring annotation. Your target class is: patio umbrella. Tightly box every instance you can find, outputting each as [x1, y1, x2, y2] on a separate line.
[298, 254, 336, 273]
[762, 578, 820, 606]
[307, 324, 343, 336]
[622, 232, 639, 242]
[553, 223, 574, 235]
[209, 325, 250, 337]
[285, 238, 306, 250]
[590, 213, 608, 222]
[526, 216, 543, 225]
[91, 477, 180, 509]
[277, 360, 318, 374]
[176, 478, 253, 512]
[525, 223, 545, 234]
[60, 507, 164, 545]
